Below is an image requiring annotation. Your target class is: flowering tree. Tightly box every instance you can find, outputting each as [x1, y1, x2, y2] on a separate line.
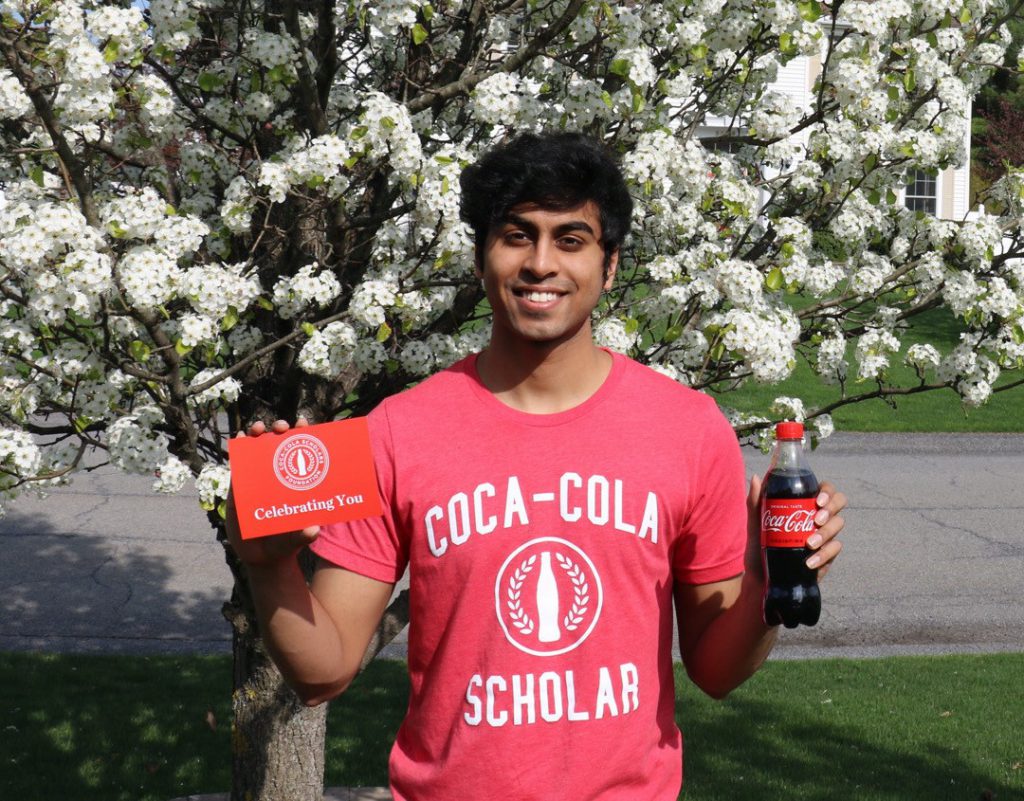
[2, 0, 1023, 797]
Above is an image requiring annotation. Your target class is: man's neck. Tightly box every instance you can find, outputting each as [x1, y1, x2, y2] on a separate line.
[475, 330, 613, 415]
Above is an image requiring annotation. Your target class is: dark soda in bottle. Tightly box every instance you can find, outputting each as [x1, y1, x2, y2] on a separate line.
[760, 421, 821, 628]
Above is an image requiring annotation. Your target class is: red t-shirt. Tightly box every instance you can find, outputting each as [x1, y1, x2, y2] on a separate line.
[312, 351, 747, 801]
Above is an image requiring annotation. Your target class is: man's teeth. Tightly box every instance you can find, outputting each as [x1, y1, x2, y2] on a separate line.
[524, 291, 559, 302]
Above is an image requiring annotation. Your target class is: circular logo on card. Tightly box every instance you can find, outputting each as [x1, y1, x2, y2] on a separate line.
[273, 433, 329, 491]
[494, 537, 603, 657]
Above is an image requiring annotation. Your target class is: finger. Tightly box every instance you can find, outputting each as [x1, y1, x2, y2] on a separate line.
[247, 420, 267, 437]
[296, 416, 309, 428]
[806, 538, 842, 570]
[816, 481, 847, 512]
[265, 526, 320, 560]
[270, 419, 290, 434]
[806, 512, 844, 549]
[747, 473, 762, 509]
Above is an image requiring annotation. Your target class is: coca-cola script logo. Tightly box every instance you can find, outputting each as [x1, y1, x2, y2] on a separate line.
[494, 537, 603, 657]
[760, 499, 817, 548]
[761, 508, 816, 534]
[273, 433, 330, 491]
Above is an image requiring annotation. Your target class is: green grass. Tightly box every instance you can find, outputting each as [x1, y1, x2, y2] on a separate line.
[710, 306, 1024, 432]
[1, 652, 1021, 800]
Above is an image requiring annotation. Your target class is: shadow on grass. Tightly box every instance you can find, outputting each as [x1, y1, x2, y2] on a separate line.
[324, 660, 408, 788]
[677, 673, 1020, 801]
[0, 470, 234, 801]
[0, 652, 234, 801]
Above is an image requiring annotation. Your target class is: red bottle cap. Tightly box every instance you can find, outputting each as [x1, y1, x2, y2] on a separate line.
[775, 421, 804, 440]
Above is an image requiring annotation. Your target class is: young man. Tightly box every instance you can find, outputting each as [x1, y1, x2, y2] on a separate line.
[228, 132, 846, 800]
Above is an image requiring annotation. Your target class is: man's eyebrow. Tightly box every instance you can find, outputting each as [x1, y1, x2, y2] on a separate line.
[502, 213, 597, 238]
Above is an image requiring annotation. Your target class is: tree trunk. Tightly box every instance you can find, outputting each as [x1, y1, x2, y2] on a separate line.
[227, 593, 328, 801]
[219, 528, 411, 801]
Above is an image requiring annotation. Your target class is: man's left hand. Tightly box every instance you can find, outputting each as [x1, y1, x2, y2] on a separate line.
[746, 476, 847, 578]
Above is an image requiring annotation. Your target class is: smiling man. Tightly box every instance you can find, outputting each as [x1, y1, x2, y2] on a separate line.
[227, 132, 846, 801]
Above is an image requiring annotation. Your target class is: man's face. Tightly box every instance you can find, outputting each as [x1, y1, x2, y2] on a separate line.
[478, 201, 618, 348]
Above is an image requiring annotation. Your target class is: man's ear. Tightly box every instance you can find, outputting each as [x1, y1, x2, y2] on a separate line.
[602, 248, 620, 290]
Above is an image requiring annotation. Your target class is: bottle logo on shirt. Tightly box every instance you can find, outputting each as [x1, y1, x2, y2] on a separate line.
[494, 537, 603, 657]
[273, 433, 330, 491]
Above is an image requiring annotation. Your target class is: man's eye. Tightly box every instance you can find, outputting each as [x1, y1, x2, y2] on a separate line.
[504, 231, 530, 243]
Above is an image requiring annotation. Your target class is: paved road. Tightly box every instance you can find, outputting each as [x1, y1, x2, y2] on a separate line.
[1, 433, 1021, 659]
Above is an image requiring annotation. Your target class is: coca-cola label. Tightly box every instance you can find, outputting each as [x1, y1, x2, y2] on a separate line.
[760, 498, 818, 548]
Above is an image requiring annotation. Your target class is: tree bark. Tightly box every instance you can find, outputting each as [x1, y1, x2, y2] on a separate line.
[226, 587, 328, 801]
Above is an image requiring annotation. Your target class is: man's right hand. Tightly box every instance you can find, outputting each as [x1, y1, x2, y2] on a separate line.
[225, 418, 320, 567]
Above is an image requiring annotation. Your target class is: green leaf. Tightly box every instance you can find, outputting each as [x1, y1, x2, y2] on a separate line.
[257, 296, 274, 311]
[959, 6, 971, 23]
[797, 0, 822, 22]
[103, 40, 120, 63]
[198, 72, 220, 92]
[927, 31, 939, 48]
[412, 23, 429, 45]
[422, 3, 434, 21]
[301, 322, 317, 337]
[174, 340, 192, 356]
[376, 322, 392, 342]
[221, 307, 239, 332]
[29, 165, 44, 187]
[864, 153, 878, 172]
[609, 58, 631, 78]
[690, 43, 708, 61]
[709, 341, 726, 361]
[601, 90, 614, 109]
[765, 266, 785, 291]
[216, 501, 228, 520]
[381, 116, 397, 131]
[73, 416, 92, 434]
[108, 220, 127, 239]
[631, 90, 645, 114]
[625, 317, 639, 336]
[129, 339, 151, 362]
[886, 188, 898, 204]
[778, 33, 794, 55]
[664, 324, 683, 344]
[903, 68, 916, 93]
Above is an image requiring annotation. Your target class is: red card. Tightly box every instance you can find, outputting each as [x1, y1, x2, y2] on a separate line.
[228, 418, 382, 540]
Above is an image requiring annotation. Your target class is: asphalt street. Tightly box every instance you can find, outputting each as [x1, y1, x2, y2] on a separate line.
[1, 432, 1022, 660]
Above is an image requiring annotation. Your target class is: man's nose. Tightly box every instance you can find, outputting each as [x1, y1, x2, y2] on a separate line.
[522, 237, 558, 278]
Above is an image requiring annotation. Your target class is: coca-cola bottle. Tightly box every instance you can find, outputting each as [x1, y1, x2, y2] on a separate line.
[760, 421, 821, 628]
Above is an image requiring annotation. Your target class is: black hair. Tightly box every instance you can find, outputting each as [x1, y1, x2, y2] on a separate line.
[459, 131, 633, 263]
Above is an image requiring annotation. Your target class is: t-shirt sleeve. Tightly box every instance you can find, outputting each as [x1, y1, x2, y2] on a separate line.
[310, 402, 408, 583]
[672, 402, 748, 585]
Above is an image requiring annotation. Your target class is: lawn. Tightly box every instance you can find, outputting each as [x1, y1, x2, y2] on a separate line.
[709, 305, 1024, 433]
[1, 652, 1020, 801]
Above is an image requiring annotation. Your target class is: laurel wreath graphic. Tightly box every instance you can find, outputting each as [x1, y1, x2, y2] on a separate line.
[555, 552, 590, 631]
[506, 554, 537, 635]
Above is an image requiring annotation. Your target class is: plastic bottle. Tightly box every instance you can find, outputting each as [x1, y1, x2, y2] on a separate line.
[760, 421, 821, 628]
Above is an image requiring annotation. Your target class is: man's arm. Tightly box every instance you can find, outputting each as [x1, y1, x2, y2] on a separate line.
[675, 476, 846, 699]
[227, 419, 395, 707]
[243, 556, 394, 706]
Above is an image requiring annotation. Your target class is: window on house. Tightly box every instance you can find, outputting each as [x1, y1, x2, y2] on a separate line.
[904, 170, 937, 214]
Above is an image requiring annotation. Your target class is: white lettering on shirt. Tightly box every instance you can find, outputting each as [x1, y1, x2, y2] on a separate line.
[427, 474, 660, 557]
[463, 663, 639, 728]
